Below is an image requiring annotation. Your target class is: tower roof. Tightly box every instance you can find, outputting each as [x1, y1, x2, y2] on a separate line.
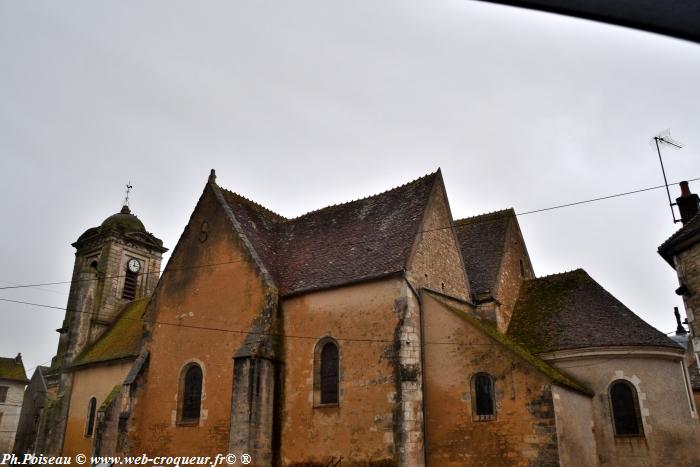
[100, 205, 146, 233]
[74, 205, 166, 252]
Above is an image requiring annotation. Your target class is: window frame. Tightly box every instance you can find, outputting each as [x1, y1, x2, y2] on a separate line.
[177, 363, 203, 426]
[471, 372, 496, 422]
[313, 337, 340, 408]
[0, 386, 8, 403]
[85, 397, 97, 437]
[608, 379, 645, 437]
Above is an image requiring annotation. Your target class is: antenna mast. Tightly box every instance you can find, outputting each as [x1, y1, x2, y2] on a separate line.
[652, 130, 684, 224]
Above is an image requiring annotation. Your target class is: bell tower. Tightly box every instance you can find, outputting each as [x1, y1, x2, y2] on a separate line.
[53, 203, 167, 370]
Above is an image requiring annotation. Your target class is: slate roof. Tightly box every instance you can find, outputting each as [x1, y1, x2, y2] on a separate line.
[658, 213, 700, 266]
[454, 209, 514, 295]
[220, 171, 439, 295]
[0, 356, 28, 383]
[72, 299, 148, 368]
[507, 269, 680, 354]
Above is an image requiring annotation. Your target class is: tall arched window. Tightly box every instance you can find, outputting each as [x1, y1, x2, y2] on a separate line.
[472, 372, 495, 421]
[610, 380, 643, 436]
[313, 338, 340, 406]
[85, 397, 97, 437]
[180, 364, 203, 423]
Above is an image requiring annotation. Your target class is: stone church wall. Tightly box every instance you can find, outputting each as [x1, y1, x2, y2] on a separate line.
[422, 294, 561, 467]
[125, 185, 271, 460]
[279, 278, 404, 466]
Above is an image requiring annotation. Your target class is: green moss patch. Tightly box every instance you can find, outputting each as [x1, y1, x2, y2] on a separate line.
[72, 298, 148, 368]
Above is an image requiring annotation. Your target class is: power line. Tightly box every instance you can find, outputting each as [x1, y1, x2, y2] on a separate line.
[1, 175, 697, 294]
[0, 296, 642, 352]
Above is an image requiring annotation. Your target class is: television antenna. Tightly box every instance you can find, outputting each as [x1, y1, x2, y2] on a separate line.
[652, 129, 684, 224]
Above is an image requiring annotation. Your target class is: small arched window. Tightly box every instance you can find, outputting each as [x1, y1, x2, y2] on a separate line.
[85, 397, 97, 437]
[610, 380, 643, 436]
[180, 365, 203, 423]
[472, 373, 495, 421]
[313, 338, 340, 406]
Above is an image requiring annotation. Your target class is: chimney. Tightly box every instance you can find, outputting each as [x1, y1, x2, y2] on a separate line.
[14, 353, 22, 364]
[676, 181, 700, 225]
[675, 307, 687, 335]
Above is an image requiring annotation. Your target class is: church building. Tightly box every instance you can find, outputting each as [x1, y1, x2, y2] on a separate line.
[32, 170, 700, 466]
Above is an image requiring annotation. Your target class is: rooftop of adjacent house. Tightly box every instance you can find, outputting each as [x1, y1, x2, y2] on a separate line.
[71, 298, 148, 368]
[658, 213, 700, 265]
[219, 171, 440, 295]
[0, 355, 29, 383]
[454, 209, 515, 296]
[507, 269, 680, 354]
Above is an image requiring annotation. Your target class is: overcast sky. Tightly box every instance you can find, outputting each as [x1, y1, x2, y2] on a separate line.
[1, 1, 699, 373]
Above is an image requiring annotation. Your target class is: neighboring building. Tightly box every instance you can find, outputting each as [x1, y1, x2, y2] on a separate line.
[659, 181, 700, 362]
[0, 354, 28, 454]
[13, 366, 51, 455]
[28, 170, 700, 465]
[34, 204, 166, 457]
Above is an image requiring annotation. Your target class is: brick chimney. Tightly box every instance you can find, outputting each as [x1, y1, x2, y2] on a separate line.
[676, 181, 700, 225]
[14, 353, 22, 364]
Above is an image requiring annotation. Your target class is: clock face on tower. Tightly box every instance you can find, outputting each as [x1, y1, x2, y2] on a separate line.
[127, 258, 141, 273]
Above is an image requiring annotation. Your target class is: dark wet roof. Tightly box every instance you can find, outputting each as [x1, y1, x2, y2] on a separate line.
[658, 213, 700, 266]
[220, 171, 439, 295]
[72, 299, 148, 368]
[0, 357, 28, 383]
[507, 269, 681, 354]
[454, 209, 514, 295]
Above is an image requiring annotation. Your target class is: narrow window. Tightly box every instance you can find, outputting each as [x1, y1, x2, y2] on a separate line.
[320, 341, 339, 404]
[519, 259, 525, 277]
[0, 386, 8, 403]
[181, 365, 203, 422]
[610, 380, 643, 436]
[473, 373, 495, 421]
[122, 269, 138, 300]
[85, 397, 97, 437]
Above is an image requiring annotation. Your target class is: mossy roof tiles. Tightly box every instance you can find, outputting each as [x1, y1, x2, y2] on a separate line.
[0, 357, 28, 383]
[220, 171, 439, 295]
[71, 298, 148, 368]
[507, 269, 680, 353]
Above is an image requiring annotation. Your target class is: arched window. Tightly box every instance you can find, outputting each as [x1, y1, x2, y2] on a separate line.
[610, 380, 643, 436]
[85, 397, 97, 437]
[472, 373, 495, 421]
[313, 338, 340, 407]
[180, 365, 203, 423]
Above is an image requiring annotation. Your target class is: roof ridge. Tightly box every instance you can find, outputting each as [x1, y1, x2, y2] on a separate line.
[526, 268, 586, 281]
[220, 188, 288, 222]
[286, 170, 440, 221]
[455, 208, 516, 225]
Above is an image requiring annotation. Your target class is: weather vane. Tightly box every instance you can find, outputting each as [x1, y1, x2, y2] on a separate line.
[123, 181, 133, 208]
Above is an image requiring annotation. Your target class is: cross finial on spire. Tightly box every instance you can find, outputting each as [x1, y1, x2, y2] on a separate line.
[123, 181, 133, 209]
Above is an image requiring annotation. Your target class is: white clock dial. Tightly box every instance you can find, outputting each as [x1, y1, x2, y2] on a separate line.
[127, 259, 141, 273]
